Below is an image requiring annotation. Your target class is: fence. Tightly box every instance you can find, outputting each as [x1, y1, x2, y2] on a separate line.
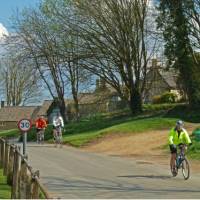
[0, 138, 51, 199]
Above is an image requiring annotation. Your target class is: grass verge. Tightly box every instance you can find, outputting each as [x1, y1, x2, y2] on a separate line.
[0, 169, 11, 199]
[0, 111, 179, 147]
[0, 129, 19, 138]
[59, 117, 177, 147]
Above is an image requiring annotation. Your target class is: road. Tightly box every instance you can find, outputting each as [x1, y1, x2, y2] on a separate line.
[24, 143, 200, 199]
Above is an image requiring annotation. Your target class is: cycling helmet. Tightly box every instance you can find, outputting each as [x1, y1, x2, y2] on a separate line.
[176, 120, 184, 127]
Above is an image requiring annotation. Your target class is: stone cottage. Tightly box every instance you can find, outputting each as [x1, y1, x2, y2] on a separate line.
[143, 59, 180, 103]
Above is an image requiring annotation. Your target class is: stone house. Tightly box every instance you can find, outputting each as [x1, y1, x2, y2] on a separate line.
[0, 106, 40, 130]
[0, 99, 55, 130]
[143, 59, 180, 103]
[46, 81, 125, 121]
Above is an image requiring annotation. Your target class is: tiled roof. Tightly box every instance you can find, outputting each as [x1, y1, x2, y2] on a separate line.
[159, 70, 177, 88]
[78, 89, 117, 105]
[36, 100, 53, 116]
[0, 106, 39, 122]
[146, 68, 178, 89]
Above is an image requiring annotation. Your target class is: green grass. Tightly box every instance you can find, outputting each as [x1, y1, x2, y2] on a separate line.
[60, 117, 177, 147]
[187, 129, 200, 160]
[0, 129, 19, 138]
[11, 111, 176, 147]
[188, 139, 200, 160]
[0, 107, 179, 147]
[143, 103, 181, 112]
[0, 169, 11, 199]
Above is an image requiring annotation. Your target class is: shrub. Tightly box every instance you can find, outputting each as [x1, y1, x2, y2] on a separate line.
[153, 92, 178, 104]
[152, 95, 162, 104]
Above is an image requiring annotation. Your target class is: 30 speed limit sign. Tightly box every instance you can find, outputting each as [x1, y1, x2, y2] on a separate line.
[18, 119, 32, 132]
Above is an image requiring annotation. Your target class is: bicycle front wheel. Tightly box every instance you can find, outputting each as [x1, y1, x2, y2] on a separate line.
[181, 158, 190, 180]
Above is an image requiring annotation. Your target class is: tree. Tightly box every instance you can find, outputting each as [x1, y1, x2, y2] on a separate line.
[70, 0, 158, 114]
[186, 1, 200, 68]
[41, 0, 95, 120]
[157, 0, 200, 108]
[0, 50, 41, 106]
[10, 9, 68, 121]
[10, 3, 94, 121]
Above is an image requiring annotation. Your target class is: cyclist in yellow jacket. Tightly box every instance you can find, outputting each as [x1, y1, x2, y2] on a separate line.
[168, 120, 192, 174]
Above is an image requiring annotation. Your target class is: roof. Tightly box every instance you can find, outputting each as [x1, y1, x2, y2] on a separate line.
[159, 70, 177, 88]
[0, 106, 39, 122]
[78, 89, 118, 105]
[36, 100, 53, 116]
[146, 68, 178, 89]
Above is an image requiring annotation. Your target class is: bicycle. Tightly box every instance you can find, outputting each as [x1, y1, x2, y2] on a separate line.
[37, 128, 45, 144]
[53, 126, 63, 147]
[170, 144, 190, 180]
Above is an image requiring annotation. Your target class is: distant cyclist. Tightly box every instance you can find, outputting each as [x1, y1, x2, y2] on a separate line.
[35, 115, 47, 144]
[53, 112, 64, 146]
[168, 120, 192, 175]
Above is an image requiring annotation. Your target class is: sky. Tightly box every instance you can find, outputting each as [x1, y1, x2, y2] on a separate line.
[0, 0, 42, 56]
[0, 0, 41, 32]
[0, 1, 51, 105]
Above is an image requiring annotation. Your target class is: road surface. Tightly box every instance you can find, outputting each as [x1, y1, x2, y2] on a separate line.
[24, 143, 200, 199]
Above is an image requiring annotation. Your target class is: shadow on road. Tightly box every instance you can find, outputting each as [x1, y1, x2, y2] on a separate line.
[27, 144, 56, 148]
[118, 175, 171, 180]
[42, 176, 143, 191]
[42, 176, 200, 194]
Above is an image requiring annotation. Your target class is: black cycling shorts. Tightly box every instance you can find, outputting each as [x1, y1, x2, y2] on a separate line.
[53, 125, 61, 130]
[36, 128, 42, 133]
[169, 144, 177, 154]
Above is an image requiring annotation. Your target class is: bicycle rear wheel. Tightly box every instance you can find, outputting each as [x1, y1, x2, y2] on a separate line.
[37, 132, 41, 144]
[181, 158, 190, 180]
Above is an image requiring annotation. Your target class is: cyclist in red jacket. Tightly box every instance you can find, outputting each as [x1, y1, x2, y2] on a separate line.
[35, 115, 47, 144]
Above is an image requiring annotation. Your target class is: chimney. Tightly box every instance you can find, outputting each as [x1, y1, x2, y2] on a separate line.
[95, 79, 100, 91]
[1, 101, 5, 108]
[152, 59, 158, 68]
[99, 78, 106, 89]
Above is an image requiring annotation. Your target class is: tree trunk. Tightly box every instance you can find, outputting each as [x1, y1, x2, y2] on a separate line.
[58, 98, 67, 123]
[179, 59, 200, 109]
[73, 97, 80, 121]
[72, 85, 80, 121]
[129, 89, 142, 114]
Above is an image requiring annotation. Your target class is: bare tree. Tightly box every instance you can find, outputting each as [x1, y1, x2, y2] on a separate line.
[71, 0, 158, 114]
[0, 50, 41, 106]
[10, 9, 69, 121]
[9, 3, 94, 121]
[41, 0, 95, 120]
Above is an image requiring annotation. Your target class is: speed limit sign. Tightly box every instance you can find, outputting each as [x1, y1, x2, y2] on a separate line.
[18, 119, 32, 132]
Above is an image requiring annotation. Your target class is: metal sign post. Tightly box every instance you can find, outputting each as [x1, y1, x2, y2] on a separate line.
[18, 119, 32, 156]
[23, 132, 27, 155]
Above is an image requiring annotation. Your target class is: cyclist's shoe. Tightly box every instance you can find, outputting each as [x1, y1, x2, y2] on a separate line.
[172, 167, 178, 176]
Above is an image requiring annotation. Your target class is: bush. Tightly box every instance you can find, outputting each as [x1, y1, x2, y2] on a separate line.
[152, 95, 162, 104]
[153, 92, 178, 104]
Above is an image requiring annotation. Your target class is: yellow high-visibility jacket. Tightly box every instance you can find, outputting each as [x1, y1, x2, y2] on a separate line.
[168, 128, 192, 145]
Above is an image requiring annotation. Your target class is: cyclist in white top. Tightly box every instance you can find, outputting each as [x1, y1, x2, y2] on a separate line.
[53, 113, 64, 147]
